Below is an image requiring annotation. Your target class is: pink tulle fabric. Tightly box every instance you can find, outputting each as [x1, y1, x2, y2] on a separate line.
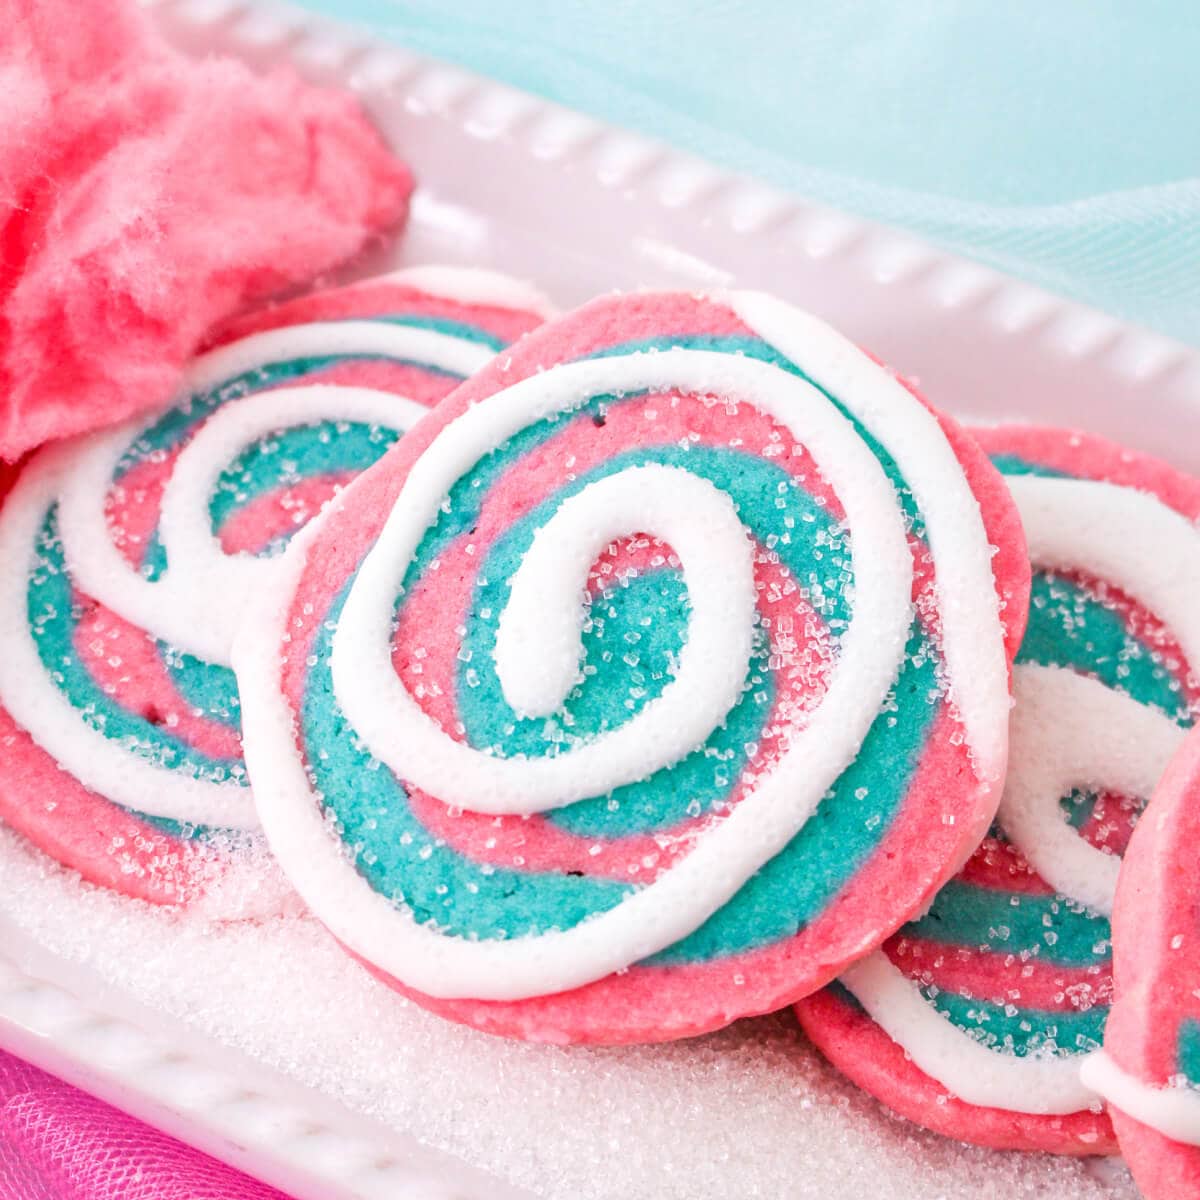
[0, 1050, 287, 1199]
[0, 0, 413, 461]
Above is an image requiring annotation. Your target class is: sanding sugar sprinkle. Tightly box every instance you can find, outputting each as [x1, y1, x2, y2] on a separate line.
[0, 828, 1136, 1200]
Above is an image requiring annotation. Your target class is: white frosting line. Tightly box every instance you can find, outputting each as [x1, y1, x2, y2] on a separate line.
[730, 293, 1011, 785]
[840, 471, 1199, 1114]
[0, 291, 522, 829]
[56, 324, 491, 664]
[328, 348, 907, 825]
[241, 293, 1013, 1002]
[1082, 1050, 1200, 1146]
[0, 452, 255, 828]
[840, 954, 1101, 1115]
[1008, 475, 1200, 678]
[996, 475, 1200, 909]
[493, 464, 756, 724]
[59, 385, 424, 665]
[1000, 665, 1186, 915]
[1029, 475, 1200, 1148]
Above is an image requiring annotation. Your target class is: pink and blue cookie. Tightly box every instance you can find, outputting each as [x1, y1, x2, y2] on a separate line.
[236, 290, 1029, 1043]
[0, 267, 550, 911]
[1084, 729, 1200, 1199]
[797, 426, 1200, 1153]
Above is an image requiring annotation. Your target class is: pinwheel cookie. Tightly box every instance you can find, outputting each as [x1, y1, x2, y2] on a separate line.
[0, 267, 550, 912]
[1082, 729, 1200, 1199]
[797, 426, 1200, 1153]
[237, 290, 1029, 1042]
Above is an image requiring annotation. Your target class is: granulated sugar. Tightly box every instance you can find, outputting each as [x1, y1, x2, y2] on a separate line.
[0, 830, 1137, 1199]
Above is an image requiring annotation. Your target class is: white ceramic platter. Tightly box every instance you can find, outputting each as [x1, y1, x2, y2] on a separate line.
[1, 1, 1196, 1197]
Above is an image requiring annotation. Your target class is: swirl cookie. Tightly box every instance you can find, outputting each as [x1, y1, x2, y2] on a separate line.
[0, 267, 550, 911]
[236, 291, 1028, 1043]
[1083, 729, 1200, 1199]
[797, 426, 1200, 1153]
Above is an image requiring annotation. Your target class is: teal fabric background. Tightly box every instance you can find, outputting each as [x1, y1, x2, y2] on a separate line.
[299, 1, 1200, 345]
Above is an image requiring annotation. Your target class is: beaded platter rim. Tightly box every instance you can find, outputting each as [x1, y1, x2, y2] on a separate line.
[0, 0, 1197, 1197]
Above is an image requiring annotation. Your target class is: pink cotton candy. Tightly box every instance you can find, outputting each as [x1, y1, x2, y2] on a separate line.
[0, 0, 414, 460]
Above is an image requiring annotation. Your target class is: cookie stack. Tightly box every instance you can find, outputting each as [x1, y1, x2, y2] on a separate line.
[1, 275, 1196, 1196]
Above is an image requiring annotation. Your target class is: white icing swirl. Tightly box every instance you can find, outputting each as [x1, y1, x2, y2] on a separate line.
[735, 296, 1011, 782]
[998, 474, 1200, 910]
[0, 268, 541, 829]
[330, 367, 824, 818]
[492, 464, 757, 727]
[839, 469, 1200, 1114]
[1007, 476, 1200, 674]
[56, 326, 487, 665]
[1001, 666, 1185, 915]
[238, 294, 1012, 1002]
[1082, 1050, 1200, 1145]
[838, 668, 1182, 1115]
[0, 452, 255, 828]
[840, 954, 1100, 1115]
